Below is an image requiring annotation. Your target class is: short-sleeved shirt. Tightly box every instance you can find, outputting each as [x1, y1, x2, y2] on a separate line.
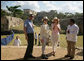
[66, 24, 79, 42]
[24, 19, 34, 34]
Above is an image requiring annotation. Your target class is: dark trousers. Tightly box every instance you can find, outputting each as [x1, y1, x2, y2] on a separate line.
[38, 41, 41, 46]
[24, 33, 34, 58]
[35, 39, 37, 45]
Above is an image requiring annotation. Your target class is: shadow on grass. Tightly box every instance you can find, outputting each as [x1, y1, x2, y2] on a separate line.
[15, 56, 72, 60]
[16, 58, 24, 60]
[15, 57, 42, 60]
[15, 52, 72, 60]
[1, 29, 24, 35]
[46, 52, 53, 57]
[12, 29, 24, 34]
[76, 50, 83, 56]
[1, 31, 12, 35]
[46, 52, 72, 60]
[53, 57, 72, 60]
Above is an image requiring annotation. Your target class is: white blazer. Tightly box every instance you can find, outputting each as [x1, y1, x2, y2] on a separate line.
[40, 24, 50, 39]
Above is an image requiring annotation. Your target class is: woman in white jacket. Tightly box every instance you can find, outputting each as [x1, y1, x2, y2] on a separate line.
[40, 16, 50, 59]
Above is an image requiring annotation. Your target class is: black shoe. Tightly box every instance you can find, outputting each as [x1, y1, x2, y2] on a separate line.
[52, 52, 55, 56]
[64, 55, 71, 57]
[23, 57, 29, 60]
[23, 55, 36, 60]
[41, 54, 48, 59]
[29, 55, 36, 58]
[52, 53, 55, 56]
[70, 57, 74, 59]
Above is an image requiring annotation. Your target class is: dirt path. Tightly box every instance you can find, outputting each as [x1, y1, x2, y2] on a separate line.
[1, 46, 83, 60]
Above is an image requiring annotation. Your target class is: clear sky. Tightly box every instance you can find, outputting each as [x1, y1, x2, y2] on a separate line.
[1, 1, 83, 13]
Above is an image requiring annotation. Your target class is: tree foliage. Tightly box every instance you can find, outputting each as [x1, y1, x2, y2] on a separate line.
[1, 9, 10, 17]
[6, 5, 24, 17]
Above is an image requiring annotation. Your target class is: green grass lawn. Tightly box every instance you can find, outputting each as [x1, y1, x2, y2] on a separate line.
[1, 25, 83, 48]
[1, 33, 83, 48]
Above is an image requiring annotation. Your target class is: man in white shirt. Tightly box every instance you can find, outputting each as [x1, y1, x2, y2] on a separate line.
[65, 19, 79, 59]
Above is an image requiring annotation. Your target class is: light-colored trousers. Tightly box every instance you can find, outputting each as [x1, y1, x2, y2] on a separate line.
[51, 33, 59, 52]
[67, 41, 76, 57]
[42, 37, 48, 54]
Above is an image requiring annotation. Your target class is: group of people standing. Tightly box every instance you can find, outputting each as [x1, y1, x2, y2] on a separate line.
[23, 14, 79, 60]
[40, 16, 61, 59]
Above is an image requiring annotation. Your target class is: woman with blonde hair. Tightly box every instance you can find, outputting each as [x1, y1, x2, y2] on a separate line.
[51, 17, 61, 56]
